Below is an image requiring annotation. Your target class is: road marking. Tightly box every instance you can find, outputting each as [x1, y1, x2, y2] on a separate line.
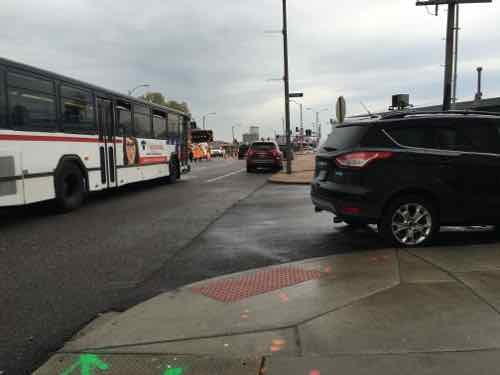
[205, 168, 246, 183]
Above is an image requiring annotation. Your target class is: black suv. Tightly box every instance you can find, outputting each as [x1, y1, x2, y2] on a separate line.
[311, 111, 500, 247]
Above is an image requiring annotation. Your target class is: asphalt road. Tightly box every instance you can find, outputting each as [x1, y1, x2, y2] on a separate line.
[1, 159, 265, 374]
[2, 158, 500, 374]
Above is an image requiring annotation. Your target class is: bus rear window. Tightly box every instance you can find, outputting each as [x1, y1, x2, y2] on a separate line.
[322, 125, 369, 151]
[251, 142, 276, 150]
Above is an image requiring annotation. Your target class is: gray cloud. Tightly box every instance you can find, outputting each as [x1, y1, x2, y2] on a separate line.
[2, 0, 499, 140]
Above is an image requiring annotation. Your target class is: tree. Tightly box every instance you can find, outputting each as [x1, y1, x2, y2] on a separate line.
[139, 92, 191, 114]
[139, 92, 167, 106]
[167, 100, 190, 114]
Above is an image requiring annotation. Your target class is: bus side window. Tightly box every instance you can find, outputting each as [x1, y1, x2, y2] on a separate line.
[60, 84, 95, 134]
[0, 70, 5, 128]
[7, 71, 57, 131]
[179, 117, 185, 142]
[134, 105, 152, 139]
[117, 104, 132, 138]
[167, 113, 180, 138]
[153, 113, 167, 140]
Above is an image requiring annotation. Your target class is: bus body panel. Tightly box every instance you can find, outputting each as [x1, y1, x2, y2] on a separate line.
[0, 131, 179, 206]
[24, 176, 54, 204]
[0, 148, 24, 206]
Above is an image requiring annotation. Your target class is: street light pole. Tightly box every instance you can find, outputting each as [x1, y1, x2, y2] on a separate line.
[290, 100, 305, 150]
[306, 107, 328, 141]
[315, 112, 319, 136]
[202, 112, 216, 130]
[232, 125, 239, 143]
[299, 103, 304, 150]
[128, 84, 150, 96]
[282, 0, 292, 174]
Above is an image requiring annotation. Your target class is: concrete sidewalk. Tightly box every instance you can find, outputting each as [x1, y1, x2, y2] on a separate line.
[269, 153, 315, 185]
[35, 244, 500, 374]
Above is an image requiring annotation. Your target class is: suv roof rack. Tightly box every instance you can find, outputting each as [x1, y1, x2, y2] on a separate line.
[380, 109, 500, 120]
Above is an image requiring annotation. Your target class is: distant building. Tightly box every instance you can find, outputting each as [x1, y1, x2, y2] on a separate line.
[249, 126, 260, 136]
[243, 132, 259, 144]
[242, 126, 260, 144]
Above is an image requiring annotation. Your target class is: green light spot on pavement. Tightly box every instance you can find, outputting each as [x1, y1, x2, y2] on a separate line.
[60, 354, 109, 375]
[164, 367, 184, 375]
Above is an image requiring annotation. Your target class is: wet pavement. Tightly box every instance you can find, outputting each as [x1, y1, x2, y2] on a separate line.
[1, 159, 264, 374]
[37, 244, 500, 375]
[4, 163, 500, 374]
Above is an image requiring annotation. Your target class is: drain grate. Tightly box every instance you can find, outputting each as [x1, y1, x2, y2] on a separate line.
[191, 266, 322, 303]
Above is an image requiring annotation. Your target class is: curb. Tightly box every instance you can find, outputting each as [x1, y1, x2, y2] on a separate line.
[268, 178, 312, 185]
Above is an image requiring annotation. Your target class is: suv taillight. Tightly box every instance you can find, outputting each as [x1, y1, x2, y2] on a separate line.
[335, 151, 393, 169]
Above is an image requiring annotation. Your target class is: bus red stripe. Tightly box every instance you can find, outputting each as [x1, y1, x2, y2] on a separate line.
[0, 134, 123, 144]
[139, 156, 168, 165]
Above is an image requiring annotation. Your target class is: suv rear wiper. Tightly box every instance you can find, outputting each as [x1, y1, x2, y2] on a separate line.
[322, 147, 337, 152]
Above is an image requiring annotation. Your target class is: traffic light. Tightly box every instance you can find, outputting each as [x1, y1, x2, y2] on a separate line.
[295, 127, 299, 133]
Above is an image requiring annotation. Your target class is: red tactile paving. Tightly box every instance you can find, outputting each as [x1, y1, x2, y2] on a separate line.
[191, 266, 323, 303]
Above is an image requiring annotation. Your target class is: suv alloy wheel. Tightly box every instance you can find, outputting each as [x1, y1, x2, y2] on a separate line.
[379, 195, 438, 247]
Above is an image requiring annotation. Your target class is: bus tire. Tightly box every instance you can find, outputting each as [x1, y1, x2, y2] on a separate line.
[167, 159, 178, 184]
[54, 163, 86, 212]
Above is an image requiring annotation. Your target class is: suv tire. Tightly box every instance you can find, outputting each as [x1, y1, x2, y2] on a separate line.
[379, 195, 438, 247]
[55, 163, 86, 212]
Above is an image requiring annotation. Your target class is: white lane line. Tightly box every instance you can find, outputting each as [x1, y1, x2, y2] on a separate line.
[205, 168, 246, 183]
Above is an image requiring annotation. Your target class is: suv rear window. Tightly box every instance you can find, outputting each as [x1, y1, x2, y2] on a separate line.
[251, 142, 276, 150]
[322, 125, 368, 150]
[386, 127, 437, 148]
[386, 118, 497, 153]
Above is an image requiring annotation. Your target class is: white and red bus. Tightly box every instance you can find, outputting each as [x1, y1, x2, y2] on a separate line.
[0, 57, 191, 211]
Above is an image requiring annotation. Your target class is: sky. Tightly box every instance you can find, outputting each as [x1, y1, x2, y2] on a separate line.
[2, 0, 499, 141]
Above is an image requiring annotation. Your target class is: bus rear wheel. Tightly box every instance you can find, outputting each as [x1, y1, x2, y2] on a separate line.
[167, 159, 178, 184]
[55, 163, 86, 212]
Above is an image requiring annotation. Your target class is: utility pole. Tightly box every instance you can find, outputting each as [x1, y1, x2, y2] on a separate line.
[415, 0, 492, 111]
[451, 4, 460, 105]
[443, 0, 457, 110]
[282, 0, 292, 174]
[475, 66, 483, 101]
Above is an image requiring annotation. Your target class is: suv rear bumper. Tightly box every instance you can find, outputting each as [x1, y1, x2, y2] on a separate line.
[247, 158, 282, 170]
[311, 180, 381, 223]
